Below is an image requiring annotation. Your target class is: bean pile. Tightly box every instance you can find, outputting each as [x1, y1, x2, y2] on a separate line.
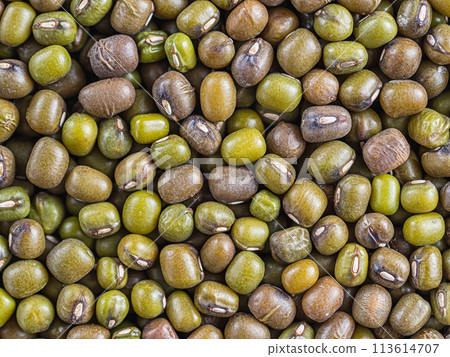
[0, 0, 449, 340]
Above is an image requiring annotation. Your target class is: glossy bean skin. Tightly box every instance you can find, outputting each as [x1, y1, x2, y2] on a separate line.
[424, 24, 450, 66]
[283, 178, 327, 228]
[26, 137, 69, 190]
[270, 226, 311, 263]
[152, 71, 196, 122]
[226, 0, 268, 42]
[117, 234, 158, 271]
[200, 72, 236, 123]
[110, 0, 154, 36]
[292, 0, 333, 14]
[302, 69, 339, 105]
[194, 281, 239, 318]
[198, 31, 235, 69]
[334, 175, 371, 223]
[379, 80, 428, 118]
[397, 0, 432, 39]
[200, 234, 235, 273]
[8, 218, 45, 259]
[308, 141, 355, 184]
[403, 213, 445, 246]
[334, 243, 369, 287]
[323, 41, 368, 75]
[279, 321, 315, 339]
[46, 239, 95, 284]
[224, 313, 270, 339]
[231, 38, 273, 88]
[142, 318, 178, 339]
[26, 90, 66, 135]
[2, 260, 48, 299]
[277, 29, 321, 78]
[188, 325, 223, 339]
[160, 244, 204, 289]
[311, 215, 348, 255]
[281, 259, 319, 295]
[363, 129, 410, 175]
[79, 78, 135, 118]
[370, 175, 400, 216]
[355, 213, 394, 249]
[369, 248, 410, 289]
[0, 288, 16, 328]
[176, 1, 220, 40]
[221, 128, 266, 165]
[180, 115, 221, 156]
[389, 293, 431, 336]
[266, 122, 305, 161]
[88, 35, 138, 79]
[225, 251, 265, 295]
[0, 61, 34, 100]
[261, 7, 299, 45]
[409, 246, 442, 291]
[379, 37, 422, 79]
[166, 291, 201, 333]
[65, 166, 112, 203]
[56, 284, 95, 325]
[255, 154, 295, 195]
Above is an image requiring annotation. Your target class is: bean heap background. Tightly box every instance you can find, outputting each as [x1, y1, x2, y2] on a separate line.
[0, 0, 449, 340]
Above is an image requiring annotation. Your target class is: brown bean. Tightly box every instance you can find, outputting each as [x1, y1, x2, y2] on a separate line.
[421, 142, 450, 178]
[315, 311, 355, 339]
[200, 72, 236, 123]
[231, 38, 273, 88]
[369, 247, 410, 289]
[248, 284, 296, 330]
[0, 145, 15, 189]
[302, 276, 344, 322]
[26, 137, 69, 189]
[65, 165, 112, 203]
[261, 7, 299, 45]
[362, 128, 410, 175]
[200, 233, 236, 273]
[352, 284, 392, 328]
[152, 71, 196, 122]
[379, 80, 428, 118]
[208, 166, 258, 205]
[79, 78, 135, 118]
[266, 122, 306, 161]
[302, 69, 339, 105]
[88, 35, 138, 79]
[180, 115, 222, 156]
[379, 37, 422, 80]
[226, 0, 268, 41]
[301, 105, 351, 143]
[110, 0, 154, 36]
[158, 164, 204, 204]
[355, 213, 394, 249]
[389, 293, 431, 336]
[67, 324, 110, 339]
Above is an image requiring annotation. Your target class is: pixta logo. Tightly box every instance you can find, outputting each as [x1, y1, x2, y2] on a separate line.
[119, 145, 325, 194]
